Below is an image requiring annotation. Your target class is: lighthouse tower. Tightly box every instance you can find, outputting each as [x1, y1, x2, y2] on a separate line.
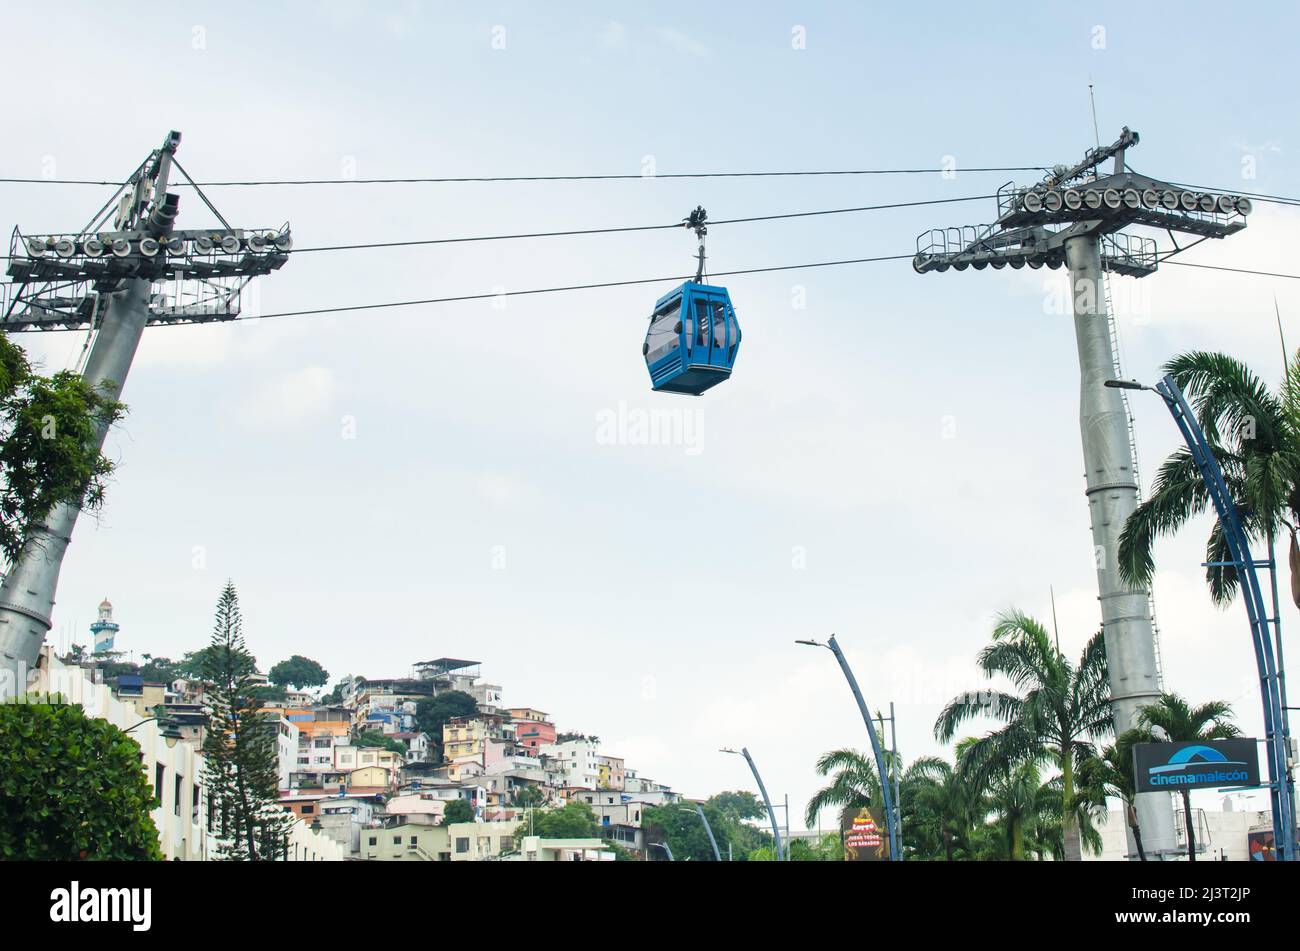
[90, 598, 120, 655]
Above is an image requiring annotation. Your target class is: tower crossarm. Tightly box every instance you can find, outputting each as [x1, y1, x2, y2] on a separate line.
[994, 171, 1250, 239]
[913, 220, 1157, 278]
[3, 131, 291, 333]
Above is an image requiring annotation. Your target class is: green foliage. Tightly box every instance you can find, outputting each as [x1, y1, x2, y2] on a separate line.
[642, 793, 773, 862]
[901, 755, 982, 861]
[252, 682, 288, 703]
[180, 644, 257, 682]
[138, 655, 182, 684]
[442, 798, 475, 825]
[200, 582, 294, 861]
[0, 701, 162, 860]
[789, 834, 844, 861]
[0, 333, 125, 568]
[414, 690, 478, 761]
[1119, 350, 1300, 604]
[534, 800, 598, 838]
[1135, 692, 1240, 744]
[513, 800, 599, 845]
[804, 748, 888, 829]
[706, 789, 764, 822]
[607, 842, 638, 861]
[353, 730, 406, 755]
[935, 609, 1112, 860]
[268, 655, 329, 690]
[322, 677, 349, 705]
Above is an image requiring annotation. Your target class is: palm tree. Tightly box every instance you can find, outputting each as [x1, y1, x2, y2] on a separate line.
[978, 760, 1049, 861]
[1119, 351, 1300, 605]
[1074, 730, 1149, 861]
[804, 748, 883, 830]
[1134, 693, 1240, 863]
[935, 609, 1113, 860]
[903, 756, 981, 860]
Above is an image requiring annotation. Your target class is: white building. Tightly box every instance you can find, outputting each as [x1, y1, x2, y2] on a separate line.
[317, 796, 381, 854]
[1084, 804, 1278, 862]
[622, 770, 679, 805]
[512, 836, 615, 862]
[276, 717, 300, 792]
[30, 647, 345, 861]
[541, 738, 601, 790]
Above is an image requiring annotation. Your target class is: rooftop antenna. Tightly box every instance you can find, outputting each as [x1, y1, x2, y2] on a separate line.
[1088, 80, 1102, 152]
[913, 128, 1255, 859]
[0, 132, 291, 684]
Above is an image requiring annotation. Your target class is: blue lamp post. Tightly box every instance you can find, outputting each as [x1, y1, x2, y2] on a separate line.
[797, 636, 901, 861]
[1107, 374, 1295, 860]
[721, 747, 784, 860]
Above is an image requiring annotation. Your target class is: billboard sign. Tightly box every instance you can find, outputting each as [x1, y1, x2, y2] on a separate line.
[841, 807, 890, 862]
[1132, 739, 1260, 794]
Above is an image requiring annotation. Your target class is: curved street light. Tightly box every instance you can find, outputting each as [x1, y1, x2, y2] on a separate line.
[1106, 375, 1295, 860]
[797, 635, 900, 861]
[721, 746, 784, 860]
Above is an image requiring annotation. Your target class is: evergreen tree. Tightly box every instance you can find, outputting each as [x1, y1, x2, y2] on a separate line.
[200, 582, 294, 860]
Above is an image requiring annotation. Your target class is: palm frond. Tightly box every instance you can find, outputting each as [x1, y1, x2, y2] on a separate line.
[1165, 351, 1285, 449]
[1119, 448, 1210, 589]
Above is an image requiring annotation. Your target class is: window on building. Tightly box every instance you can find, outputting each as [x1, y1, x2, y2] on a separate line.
[154, 763, 165, 804]
[174, 775, 184, 816]
[301, 805, 314, 815]
[368, 836, 377, 846]
[456, 837, 469, 853]
[394, 836, 402, 844]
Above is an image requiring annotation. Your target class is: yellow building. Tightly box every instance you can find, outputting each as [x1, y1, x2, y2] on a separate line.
[347, 765, 393, 793]
[334, 746, 402, 775]
[597, 755, 625, 791]
[442, 714, 508, 763]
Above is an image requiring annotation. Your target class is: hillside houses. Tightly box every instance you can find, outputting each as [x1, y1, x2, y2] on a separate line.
[102, 651, 677, 860]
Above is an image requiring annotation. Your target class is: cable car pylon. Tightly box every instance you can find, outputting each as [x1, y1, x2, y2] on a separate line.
[914, 127, 1256, 860]
[0, 131, 291, 688]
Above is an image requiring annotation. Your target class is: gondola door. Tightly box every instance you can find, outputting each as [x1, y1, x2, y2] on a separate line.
[688, 291, 712, 369]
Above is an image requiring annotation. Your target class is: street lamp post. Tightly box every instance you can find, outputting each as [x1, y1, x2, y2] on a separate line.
[721, 747, 784, 861]
[797, 636, 900, 861]
[1107, 375, 1296, 860]
[691, 803, 723, 861]
[650, 841, 674, 861]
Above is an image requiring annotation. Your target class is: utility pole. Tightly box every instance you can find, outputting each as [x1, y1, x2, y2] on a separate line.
[0, 131, 290, 691]
[914, 128, 1253, 858]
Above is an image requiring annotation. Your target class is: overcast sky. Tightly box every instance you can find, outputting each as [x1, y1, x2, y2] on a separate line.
[3, 1, 1298, 828]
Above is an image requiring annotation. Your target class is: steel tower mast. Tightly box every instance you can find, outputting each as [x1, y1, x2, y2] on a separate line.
[0, 131, 290, 690]
[914, 128, 1253, 858]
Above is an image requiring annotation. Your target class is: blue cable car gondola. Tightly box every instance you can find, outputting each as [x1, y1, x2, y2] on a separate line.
[643, 207, 741, 395]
